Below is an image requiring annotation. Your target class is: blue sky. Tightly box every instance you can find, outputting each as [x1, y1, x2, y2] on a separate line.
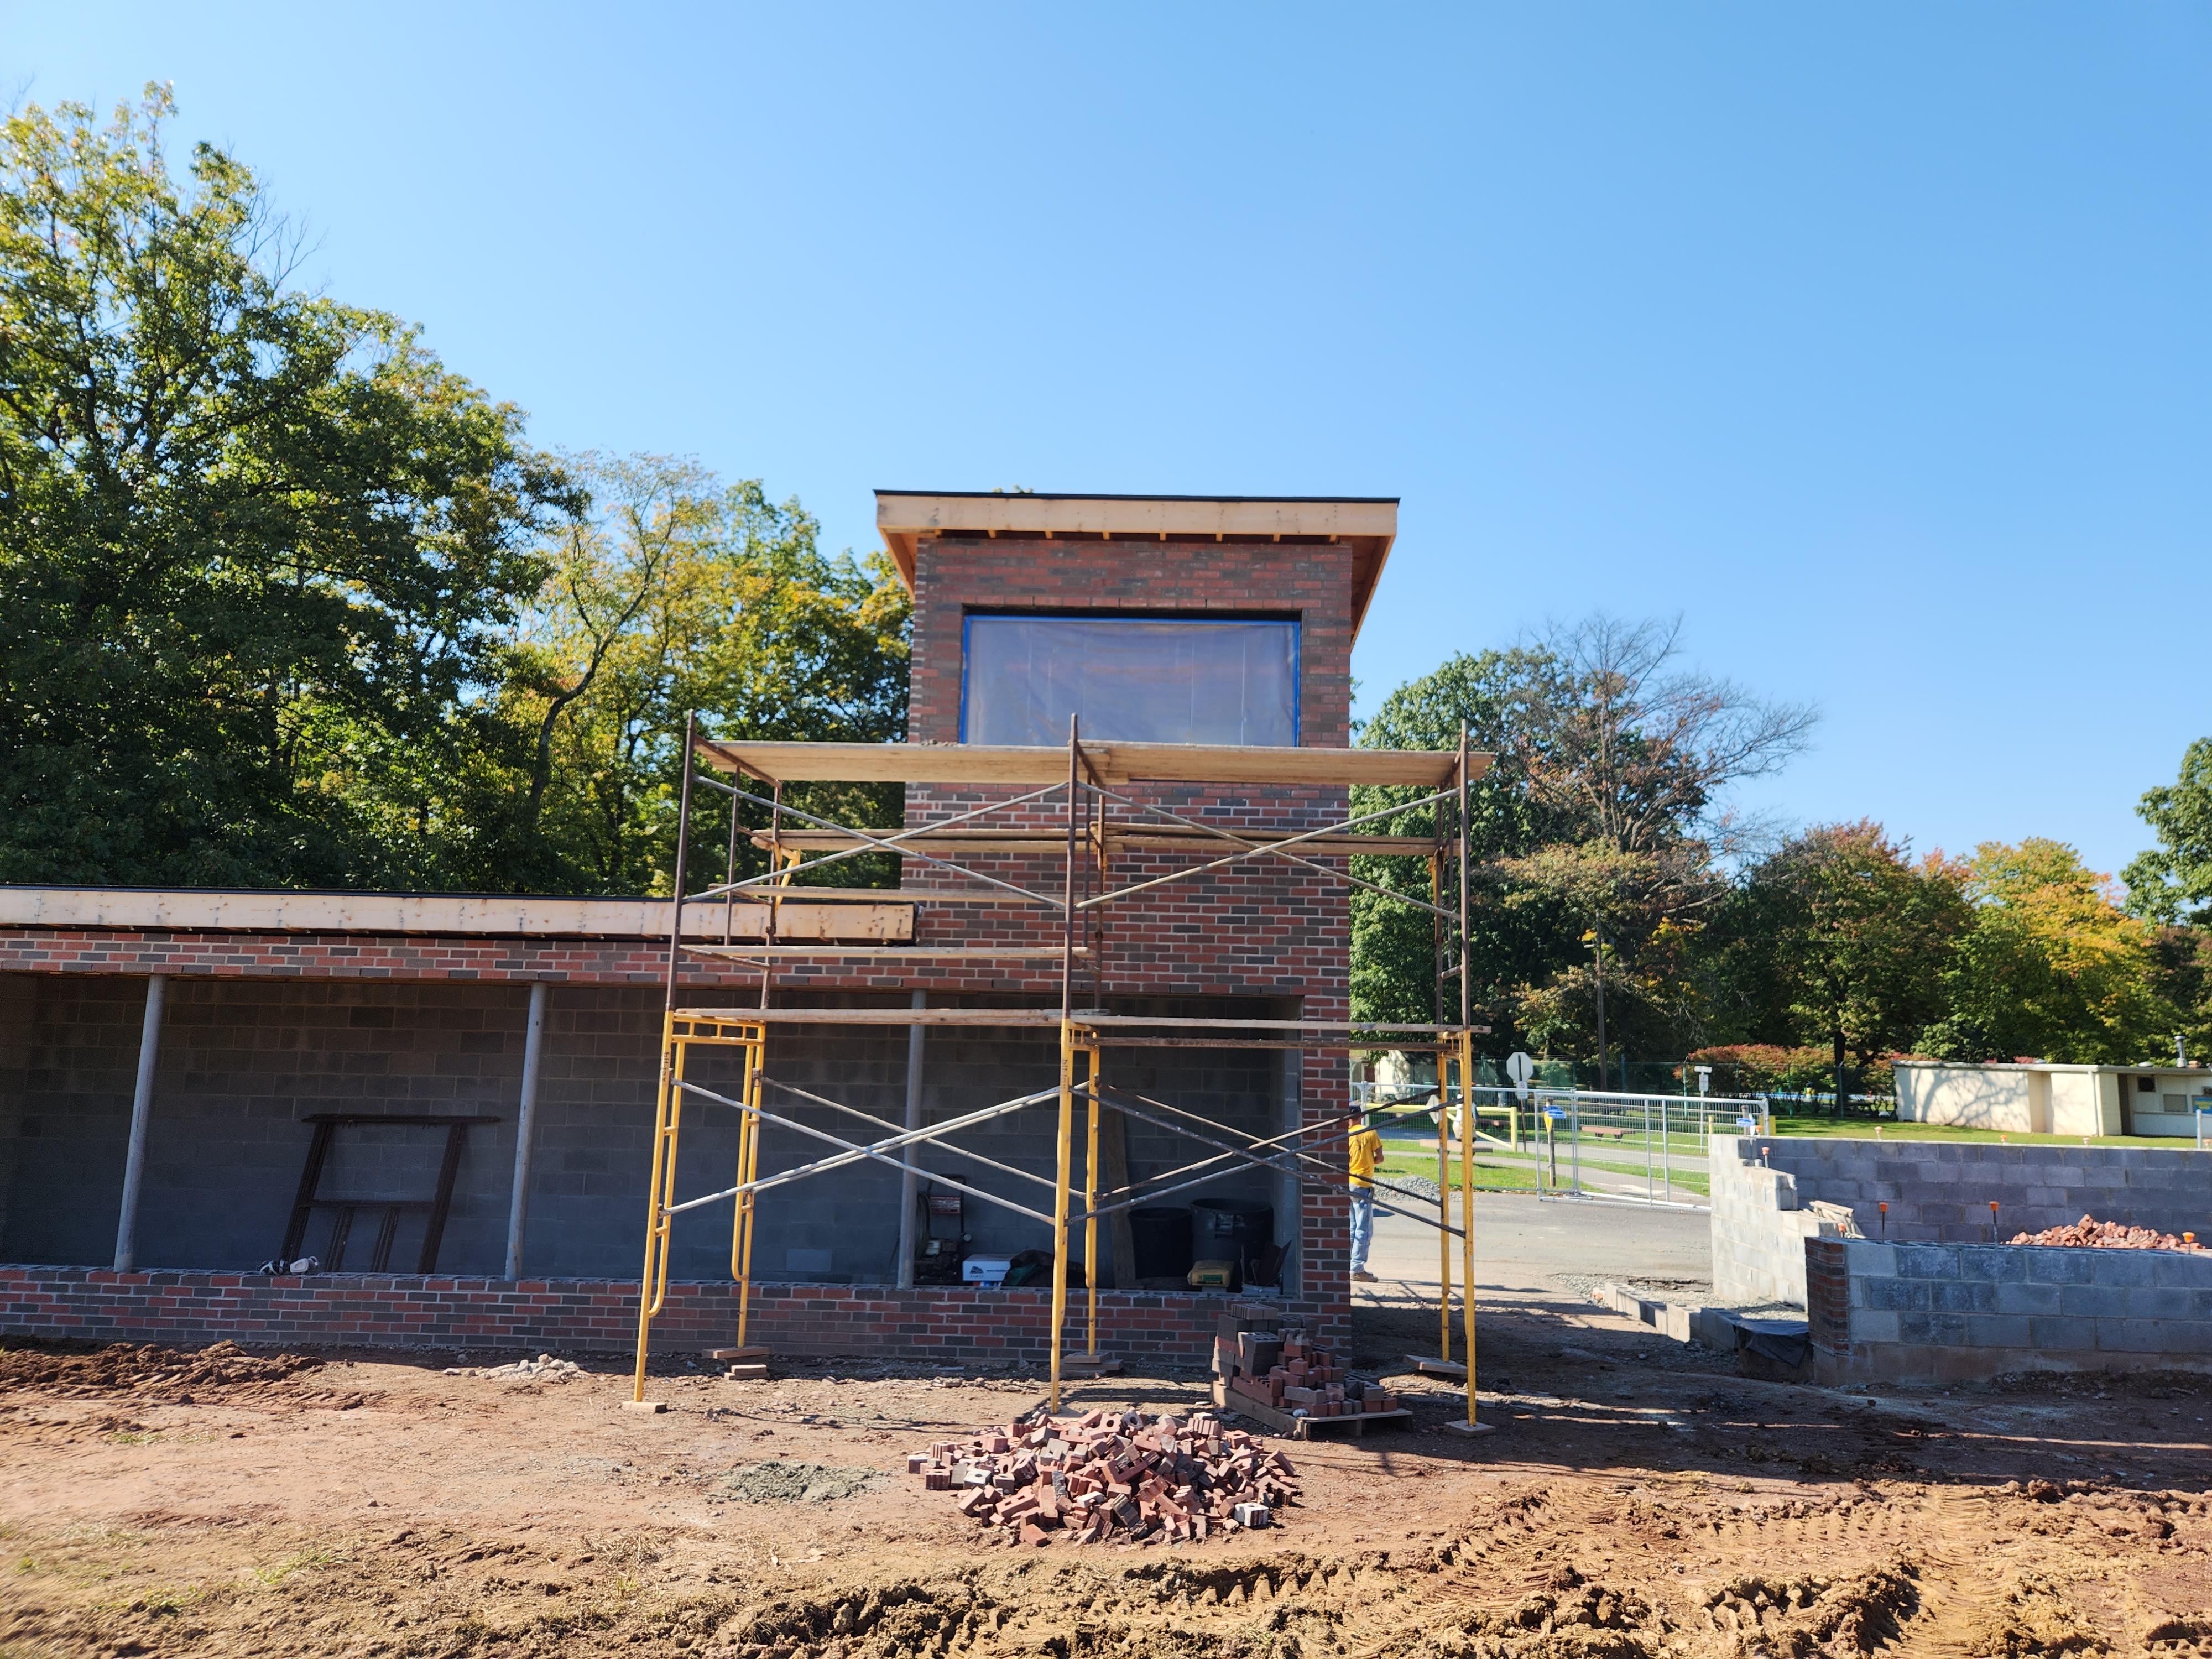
[9, 4, 2207, 885]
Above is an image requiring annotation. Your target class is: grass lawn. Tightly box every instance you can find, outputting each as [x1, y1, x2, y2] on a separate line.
[1372, 1151, 1553, 1192]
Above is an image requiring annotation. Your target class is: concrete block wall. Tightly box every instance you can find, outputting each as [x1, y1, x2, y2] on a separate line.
[1807, 1235, 2212, 1383]
[1712, 1133, 2212, 1308]
[0, 970, 33, 1250]
[0, 974, 1283, 1294]
[1711, 1147, 1828, 1305]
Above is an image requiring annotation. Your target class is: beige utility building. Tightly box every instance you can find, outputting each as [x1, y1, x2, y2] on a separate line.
[1895, 1060, 2212, 1137]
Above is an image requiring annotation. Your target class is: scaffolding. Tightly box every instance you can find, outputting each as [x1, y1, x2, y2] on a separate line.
[629, 720, 1496, 1426]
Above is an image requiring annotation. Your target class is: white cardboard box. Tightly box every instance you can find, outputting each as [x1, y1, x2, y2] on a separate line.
[961, 1255, 1013, 1286]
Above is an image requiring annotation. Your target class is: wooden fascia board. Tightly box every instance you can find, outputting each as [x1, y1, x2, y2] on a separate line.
[874, 496, 1396, 640]
[0, 888, 914, 942]
[875, 493, 1398, 543]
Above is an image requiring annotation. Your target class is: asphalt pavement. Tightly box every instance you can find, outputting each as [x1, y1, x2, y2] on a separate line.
[1360, 1186, 1712, 1300]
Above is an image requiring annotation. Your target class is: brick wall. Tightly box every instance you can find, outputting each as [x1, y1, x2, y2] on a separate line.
[1806, 1234, 2212, 1384]
[0, 530, 1373, 1347]
[0, 1265, 1341, 1366]
[905, 534, 1354, 749]
[895, 532, 1359, 1315]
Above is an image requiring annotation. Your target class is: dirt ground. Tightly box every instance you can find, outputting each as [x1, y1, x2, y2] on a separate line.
[6, 1286, 2212, 1659]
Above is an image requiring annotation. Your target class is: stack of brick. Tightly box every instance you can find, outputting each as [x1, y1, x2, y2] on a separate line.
[2008, 1214, 2205, 1252]
[1213, 1310, 1394, 1417]
[909, 1407, 1298, 1546]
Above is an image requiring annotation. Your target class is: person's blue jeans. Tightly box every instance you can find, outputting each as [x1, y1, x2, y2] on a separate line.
[1349, 1189, 1375, 1274]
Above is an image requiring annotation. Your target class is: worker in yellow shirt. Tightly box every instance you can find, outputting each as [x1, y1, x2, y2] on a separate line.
[1348, 1107, 1383, 1282]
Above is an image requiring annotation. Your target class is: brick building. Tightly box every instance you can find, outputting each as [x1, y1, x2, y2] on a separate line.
[1, 492, 1461, 1366]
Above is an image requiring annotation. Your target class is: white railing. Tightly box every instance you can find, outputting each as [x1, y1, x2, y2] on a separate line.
[1374, 1084, 1771, 1209]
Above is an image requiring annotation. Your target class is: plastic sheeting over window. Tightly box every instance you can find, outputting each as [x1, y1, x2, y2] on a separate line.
[961, 617, 1299, 746]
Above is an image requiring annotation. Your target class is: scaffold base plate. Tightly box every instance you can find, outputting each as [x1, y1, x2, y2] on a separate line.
[1444, 1419, 1495, 1436]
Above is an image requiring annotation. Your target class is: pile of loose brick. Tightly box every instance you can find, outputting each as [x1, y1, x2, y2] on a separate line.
[2010, 1214, 2205, 1252]
[910, 1407, 1297, 1546]
[1215, 1314, 1397, 1418]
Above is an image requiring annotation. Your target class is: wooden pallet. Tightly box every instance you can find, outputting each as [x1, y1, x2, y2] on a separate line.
[1211, 1376, 1411, 1441]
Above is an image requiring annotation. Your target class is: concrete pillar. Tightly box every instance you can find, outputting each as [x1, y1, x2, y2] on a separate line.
[112, 974, 167, 1273]
[1277, 1037, 1302, 1295]
[895, 989, 925, 1287]
[503, 982, 551, 1280]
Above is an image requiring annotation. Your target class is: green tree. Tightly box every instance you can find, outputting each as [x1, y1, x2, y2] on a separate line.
[496, 455, 911, 895]
[0, 86, 573, 888]
[1350, 617, 1814, 1070]
[1921, 838, 2173, 1064]
[2124, 737, 2212, 926]
[1712, 822, 1968, 1102]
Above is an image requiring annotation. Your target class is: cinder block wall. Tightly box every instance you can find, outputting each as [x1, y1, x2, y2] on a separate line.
[0, 972, 34, 1250]
[1713, 1134, 2212, 1309]
[1710, 1149, 1826, 1305]
[0, 974, 1281, 1292]
[1808, 1234, 2212, 1383]
[1, 975, 538, 1274]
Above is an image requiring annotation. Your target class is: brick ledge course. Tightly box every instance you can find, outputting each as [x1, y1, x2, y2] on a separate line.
[0, 1267, 1341, 1365]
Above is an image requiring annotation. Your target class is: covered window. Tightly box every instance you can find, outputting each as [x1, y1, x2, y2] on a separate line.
[960, 615, 1299, 746]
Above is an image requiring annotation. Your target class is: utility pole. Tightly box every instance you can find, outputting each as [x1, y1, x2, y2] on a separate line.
[1592, 914, 1608, 1094]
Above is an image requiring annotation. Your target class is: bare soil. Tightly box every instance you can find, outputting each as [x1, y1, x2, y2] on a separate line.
[6, 1290, 2212, 1658]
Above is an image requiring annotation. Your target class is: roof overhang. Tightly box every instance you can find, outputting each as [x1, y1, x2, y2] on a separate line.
[875, 492, 1399, 638]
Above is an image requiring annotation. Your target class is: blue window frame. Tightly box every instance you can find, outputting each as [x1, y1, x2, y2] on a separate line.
[959, 615, 1300, 746]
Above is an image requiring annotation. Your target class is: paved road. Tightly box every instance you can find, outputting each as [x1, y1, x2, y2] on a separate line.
[1360, 1187, 1711, 1298]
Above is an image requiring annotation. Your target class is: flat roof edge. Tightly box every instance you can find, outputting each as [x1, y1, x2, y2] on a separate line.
[875, 491, 1401, 504]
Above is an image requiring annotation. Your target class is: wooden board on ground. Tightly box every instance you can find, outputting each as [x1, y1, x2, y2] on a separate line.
[724, 1364, 769, 1379]
[1059, 1355, 1124, 1376]
[708, 1346, 770, 1361]
[1210, 1376, 1410, 1441]
[1409, 1355, 1467, 1380]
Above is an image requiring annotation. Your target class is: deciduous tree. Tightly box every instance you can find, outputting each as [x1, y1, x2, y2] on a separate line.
[1712, 822, 1968, 1102]
[0, 86, 573, 888]
[2124, 737, 2212, 927]
[1921, 839, 2173, 1065]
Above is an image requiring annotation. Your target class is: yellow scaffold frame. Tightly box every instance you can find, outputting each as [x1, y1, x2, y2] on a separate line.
[625, 714, 1496, 1434]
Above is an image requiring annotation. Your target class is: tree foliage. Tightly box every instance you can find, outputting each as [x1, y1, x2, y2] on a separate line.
[2125, 737, 2212, 927]
[1711, 821, 1968, 1084]
[1350, 617, 1815, 1061]
[496, 455, 910, 895]
[0, 90, 910, 898]
[1919, 839, 2173, 1065]
[0, 87, 575, 888]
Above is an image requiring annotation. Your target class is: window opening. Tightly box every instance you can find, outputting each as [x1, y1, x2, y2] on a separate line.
[959, 615, 1299, 745]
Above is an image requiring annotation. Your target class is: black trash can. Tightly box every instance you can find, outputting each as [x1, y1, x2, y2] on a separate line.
[1191, 1198, 1274, 1281]
[1129, 1207, 1194, 1282]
